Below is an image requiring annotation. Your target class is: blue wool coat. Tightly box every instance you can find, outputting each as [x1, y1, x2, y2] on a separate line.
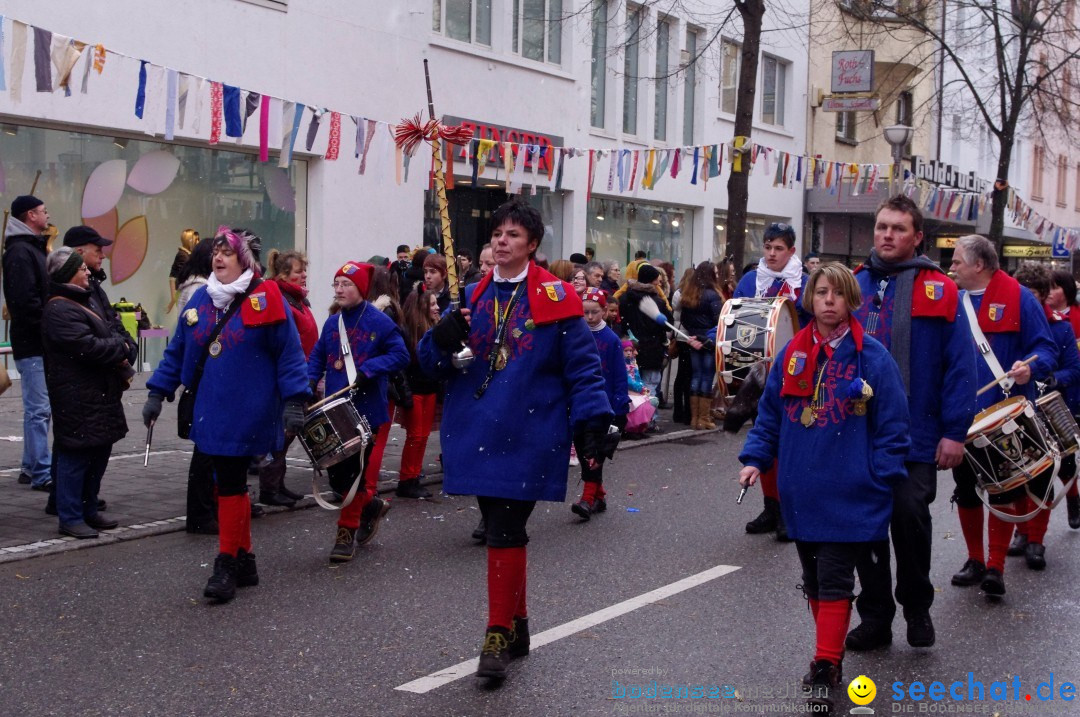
[733, 270, 812, 326]
[740, 332, 910, 542]
[852, 268, 977, 464]
[592, 323, 631, 416]
[965, 289, 1057, 412]
[1047, 318, 1080, 414]
[418, 279, 612, 502]
[307, 302, 410, 428]
[147, 284, 310, 456]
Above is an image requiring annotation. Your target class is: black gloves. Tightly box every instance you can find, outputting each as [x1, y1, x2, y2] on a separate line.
[432, 309, 470, 352]
[283, 401, 306, 434]
[575, 416, 613, 468]
[142, 393, 164, 428]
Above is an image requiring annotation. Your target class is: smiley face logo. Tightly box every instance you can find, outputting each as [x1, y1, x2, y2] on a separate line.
[848, 675, 876, 705]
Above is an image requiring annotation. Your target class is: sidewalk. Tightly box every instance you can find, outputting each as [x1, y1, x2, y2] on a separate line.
[0, 376, 704, 563]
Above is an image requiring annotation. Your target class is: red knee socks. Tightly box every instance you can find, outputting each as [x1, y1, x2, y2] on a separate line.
[1027, 503, 1050, 544]
[218, 494, 251, 557]
[580, 481, 599, 503]
[957, 505, 985, 563]
[516, 572, 527, 620]
[487, 546, 527, 630]
[814, 599, 851, 665]
[986, 508, 1016, 573]
[760, 465, 779, 501]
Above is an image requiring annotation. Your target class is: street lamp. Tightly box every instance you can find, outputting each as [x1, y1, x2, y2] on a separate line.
[883, 124, 914, 177]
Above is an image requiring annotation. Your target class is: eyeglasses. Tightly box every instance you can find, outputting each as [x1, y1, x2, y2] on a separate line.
[332, 281, 355, 290]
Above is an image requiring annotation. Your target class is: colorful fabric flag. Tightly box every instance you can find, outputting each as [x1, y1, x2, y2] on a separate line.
[209, 81, 223, 144]
[33, 27, 51, 92]
[135, 60, 148, 119]
[177, 74, 190, 128]
[164, 69, 178, 140]
[242, 91, 260, 133]
[358, 119, 377, 174]
[258, 94, 271, 162]
[0, 15, 6, 92]
[324, 111, 341, 160]
[305, 109, 324, 152]
[9, 21, 27, 103]
[278, 101, 305, 168]
[223, 85, 242, 138]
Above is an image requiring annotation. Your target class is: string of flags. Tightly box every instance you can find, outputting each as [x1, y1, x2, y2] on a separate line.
[2, 14, 1077, 250]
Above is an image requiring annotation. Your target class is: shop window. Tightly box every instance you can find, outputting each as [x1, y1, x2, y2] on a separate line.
[433, 0, 492, 46]
[720, 39, 740, 115]
[623, 5, 644, 135]
[895, 90, 914, 156]
[1032, 145, 1045, 200]
[654, 19, 670, 141]
[1058, 154, 1068, 207]
[836, 111, 856, 143]
[513, 0, 562, 64]
[714, 211, 793, 268]
[586, 197, 692, 275]
[591, 0, 608, 128]
[682, 30, 699, 145]
[760, 55, 786, 126]
[1075, 163, 1080, 211]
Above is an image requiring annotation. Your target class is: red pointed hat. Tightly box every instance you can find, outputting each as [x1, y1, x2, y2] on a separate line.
[335, 261, 374, 296]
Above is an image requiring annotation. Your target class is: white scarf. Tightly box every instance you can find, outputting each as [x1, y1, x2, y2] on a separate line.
[206, 269, 254, 310]
[589, 319, 606, 332]
[755, 254, 804, 299]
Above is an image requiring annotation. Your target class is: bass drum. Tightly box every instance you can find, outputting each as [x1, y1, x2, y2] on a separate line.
[715, 297, 799, 394]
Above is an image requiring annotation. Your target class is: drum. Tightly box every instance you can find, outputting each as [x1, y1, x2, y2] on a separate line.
[963, 396, 1057, 495]
[1036, 391, 1080, 455]
[715, 297, 798, 393]
[299, 396, 372, 469]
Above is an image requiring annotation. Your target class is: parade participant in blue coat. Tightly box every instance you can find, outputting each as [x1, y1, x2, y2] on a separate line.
[308, 261, 410, 563]
[1046, 269, 1080, 529]
[846, 195, 977, 652]
[733, 222, 809, 540]
[571, 287, 630, 521]
[1007, 264, 1080, 570]
[739, 263, 909, 715]
[949, 234, 1057, 598]
[418, 199, 612, 686]
[142, 227, 310, 604]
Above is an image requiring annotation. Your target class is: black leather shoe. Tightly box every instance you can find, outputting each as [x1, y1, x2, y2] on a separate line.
[97, 498, 107, 512]
[45, 498, 57, 516]
[329, 526, 357, 563]
[476, 626, 513, 683]
[1006, 531, 1028, 556]
[981, 568, 1006, 597]
[845, 622, 892, 651]
[472, 517, 487, 544]
[59, 522, 98, 539]
[593, 497, 607, 513]
[1068, 496, 1080, 530]
[204, 553, 238, 603]
[236, 548, 259, 587]
[1025, 542, 1046, 570]
[258, 491, 296, 508]
[280, 485, 305, 502]
[509, 617, 530, 659]
[571, 499, 593, 521]
[951, 559, 987, 586]
[805, 659, 841, 713]
[250, 502, 265, 519]
[32, 479, 54, 492]
[906, 613, 935, 647]
[356, 496, 390, 546]
[84, 514, 119, 530]
[395, 479, 433, 499]
[18, 472, 31, 485]
[746, 497, 779, 534]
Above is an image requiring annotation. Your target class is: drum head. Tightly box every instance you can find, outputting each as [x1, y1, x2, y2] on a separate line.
[716, 297, 799, 393]
[967, 396, 1028, 438]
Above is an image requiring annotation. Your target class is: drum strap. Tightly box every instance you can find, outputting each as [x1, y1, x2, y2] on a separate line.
[962, 293, 1014, 393]
[337, 313, 359, 385]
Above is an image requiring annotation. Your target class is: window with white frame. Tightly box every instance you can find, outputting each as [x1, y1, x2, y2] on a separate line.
[623, 5, 644, 135]
[720, 39, 740, 115]
[836, 111, 856, 142]
[432, 0, 492, 45]
[1075, 162, 1080, 210]
[682, 29, 699, 145]
[760, 55, 786, 126]
[895, 90, 913, 156]
[1032, 145, 1045, 200]
[591, 1, 608, 128]
[513, 0, 562, 63]
[654, 19, 670, 141]
[1058, 154, 1068, 207]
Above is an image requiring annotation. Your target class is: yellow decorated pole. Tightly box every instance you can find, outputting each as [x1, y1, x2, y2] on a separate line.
[423, 60, 463, 308]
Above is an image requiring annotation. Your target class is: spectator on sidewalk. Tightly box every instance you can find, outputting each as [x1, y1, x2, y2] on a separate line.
[478, 243, 496, 277]
[423, 253, 452, 313]
[175, 237, 214, 314]
[618, 263, 673, 406]
[583, 261, 605, 289]
[459, 249, 481, 286]
[42, 248, 135, 538]
[2, 195, 53, 490]
[394, 286, 442, 499]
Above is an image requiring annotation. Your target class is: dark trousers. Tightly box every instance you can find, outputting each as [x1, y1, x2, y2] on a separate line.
[854, 461, 936, 625]
[672, 350, 692, 424]
[477, 496, 536, 548]
[186, 448, 217, 528]
[209, 454, 251, 495]
[796, 541, 872, 602]
[55, 444, 112, 526]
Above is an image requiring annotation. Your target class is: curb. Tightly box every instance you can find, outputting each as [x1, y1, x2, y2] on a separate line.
[0, 426, 718, 566]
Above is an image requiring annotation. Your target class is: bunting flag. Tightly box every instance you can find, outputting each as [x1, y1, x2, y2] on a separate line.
[671, 148, 680, 178]
[305, 108, 324, 151]
[223, 84, 242, 137]
[0, 15, 7, 92]
[258, 94, 270, 162]
[690, 147, 699, 185]
[92, 44, 105, 73]
[134, 60, 148, 119]
[359, 119, 377, 174]
[32, 26, 50, 92]
[53, 37, 85, 95]
[208, 81, 223, 144]
[325, 111, 341, 160]
[556, 147, 568, 191]
[164, 69, 178, 140]
[353, 116, 364, 158]
[9, 21, 26, 103]
[629, 150, 640, 192]
[477, 138, 496, 176]
[278, 101, 304, 168]
[177, 73, 189, 128]
[191, 77, 205, 133]
[607, 149, 617, 192]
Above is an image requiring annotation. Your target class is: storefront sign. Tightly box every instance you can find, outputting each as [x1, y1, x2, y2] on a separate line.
[1002, 244, 1052, 258]
[1053, 232, 1071, 258]
[936, 237, 959, 249]
[831, 51, 874, 93]
[911, 156, 989, 193]
[444, 116, 564, 173]
[821, 96, 880, 112]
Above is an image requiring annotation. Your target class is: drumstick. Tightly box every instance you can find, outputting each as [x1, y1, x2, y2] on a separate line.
[143, 420, 154, 467]
[975, 355, 1039, 397]
[305, 382, 356, 412]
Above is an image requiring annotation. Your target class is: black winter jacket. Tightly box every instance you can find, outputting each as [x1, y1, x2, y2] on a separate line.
[619, 281, 674, 371]
[2, 230, 49, 358]
[41, 282, 132, 449]
[88, 268, 137, 348]
[679, 288, 724, 339]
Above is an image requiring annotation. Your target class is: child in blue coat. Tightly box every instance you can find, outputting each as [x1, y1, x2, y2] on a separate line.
[739, 264, 909, 714]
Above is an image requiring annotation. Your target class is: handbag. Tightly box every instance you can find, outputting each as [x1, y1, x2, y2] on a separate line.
[178, 281, 260, 439]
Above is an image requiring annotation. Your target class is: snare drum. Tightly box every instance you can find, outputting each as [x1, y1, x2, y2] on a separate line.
[715, 297, 798, 393]
[300, 396, 372, 469]
[1036, 391, 1080, 456]
[963, 396, 1057, 495]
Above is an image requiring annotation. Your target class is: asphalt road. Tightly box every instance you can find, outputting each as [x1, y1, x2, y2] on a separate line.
[3, 432, 1080, 717]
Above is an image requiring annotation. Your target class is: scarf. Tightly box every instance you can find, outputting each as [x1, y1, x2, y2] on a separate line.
[206, 268, 254, 310]
[589, 319, 606, 333]
[755, 254, 803, 299]
[781, 317, 865, 397]
[469, 262, 583, 326]
[864, 249, 945, 394]
[976, 270, 1022, 333]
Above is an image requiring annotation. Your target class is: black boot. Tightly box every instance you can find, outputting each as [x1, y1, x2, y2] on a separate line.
[1024, 542, 1046, 570]
[258, 491, 296, 508]
[204, 553, 239, 603]
[981, 568, 1006, 597]
[330, 527, 357, 563]
[1068, 495, 1080, 530]
[237, 548, 259, 587]
[356, 496, 390, 546]
[395, 478, 433, 499]
[845, 622, 892, 651]
[951, 559, 987, 587]
[774, 506, 792, 542]
[1006, 531, 1028, 556]
[476, 626, 513, 683]
[805, 659, 841, 714]
[509, 617, 530, 659]
[746, 497, 779, 534]
[571, 499, 593, 521]
[472, 517, 487, 544]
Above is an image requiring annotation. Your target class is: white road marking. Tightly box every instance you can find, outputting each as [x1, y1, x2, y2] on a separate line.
[394, 563, 741, 694]
[0, 449, 192, 474]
